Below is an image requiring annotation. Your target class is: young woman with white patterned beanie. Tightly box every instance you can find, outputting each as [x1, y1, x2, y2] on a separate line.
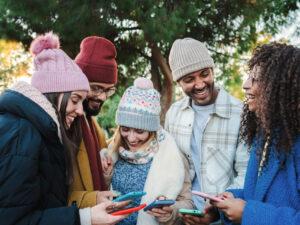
[101, 77, 193, 225]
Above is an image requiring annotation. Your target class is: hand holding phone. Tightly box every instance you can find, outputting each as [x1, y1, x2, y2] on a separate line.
[179, 209, 204, 217]
[143, 200, 175, 211]
[192, 190, 224, 202]
[113, 191, 146, 202]
[110, 204, 147, 216]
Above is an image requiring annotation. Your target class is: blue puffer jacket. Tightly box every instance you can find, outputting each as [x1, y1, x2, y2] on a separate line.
[0, 83, 80, 225]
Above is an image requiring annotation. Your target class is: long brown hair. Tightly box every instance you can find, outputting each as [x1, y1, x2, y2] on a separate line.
[240, 42, 300, 168]
[45, 92, 82, 184]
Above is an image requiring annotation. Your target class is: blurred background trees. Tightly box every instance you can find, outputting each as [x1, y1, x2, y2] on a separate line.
[0, 40, 31, 91]
[0, 0, 299, 136]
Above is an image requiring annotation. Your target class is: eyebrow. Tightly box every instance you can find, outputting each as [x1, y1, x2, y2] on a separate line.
[200, 68, 210, 74]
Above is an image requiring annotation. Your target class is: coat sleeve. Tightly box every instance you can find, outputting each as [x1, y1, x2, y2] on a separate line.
[0, 119, 80, 225]
[242, 200, 300, 225]
[159, 154, 194, 225]
[219, 189, 244, 225]
[226, 141, 249, 190]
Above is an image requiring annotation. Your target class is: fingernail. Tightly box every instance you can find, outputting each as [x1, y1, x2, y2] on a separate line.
[115, 191, 120, 195]
[223, 195, 228, 198]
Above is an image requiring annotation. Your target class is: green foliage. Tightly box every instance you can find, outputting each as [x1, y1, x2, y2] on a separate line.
[96, 94, 121, 138]
[0, 0, 299, 135]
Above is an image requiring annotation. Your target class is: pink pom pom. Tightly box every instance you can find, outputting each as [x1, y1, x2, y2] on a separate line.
[134, 77, 153, 89]
[30, 31, 60, 56]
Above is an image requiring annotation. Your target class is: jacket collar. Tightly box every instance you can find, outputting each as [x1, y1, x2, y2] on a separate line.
[180, 86, 231, 119]
[0, 81, 62, 142]
[254, 147, 283, 201]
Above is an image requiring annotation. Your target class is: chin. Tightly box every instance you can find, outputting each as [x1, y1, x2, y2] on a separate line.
[195, 98, 211, 106]
[248, 106, 257, 112]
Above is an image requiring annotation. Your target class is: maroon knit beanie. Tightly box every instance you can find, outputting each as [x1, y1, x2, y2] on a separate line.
[75, 36, 118, 84]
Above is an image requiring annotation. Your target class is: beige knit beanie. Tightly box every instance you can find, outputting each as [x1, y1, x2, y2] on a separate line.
[169, 38, 215, 81]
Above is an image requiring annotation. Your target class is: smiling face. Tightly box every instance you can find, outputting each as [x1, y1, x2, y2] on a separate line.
[242, 65, 261, 113]
[58, 91, 87, 129]
[83, 82, 115, 116]
[120, 126, 150, 151]
[178, 68, 218, 106]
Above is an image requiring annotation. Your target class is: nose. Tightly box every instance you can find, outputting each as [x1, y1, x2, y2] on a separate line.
[242, 77, 251, 91]
[76, 103, 84, 116]
[194, 76, 205, 89]
[127, 131, 137, 143]
[97, 92, 107, 102]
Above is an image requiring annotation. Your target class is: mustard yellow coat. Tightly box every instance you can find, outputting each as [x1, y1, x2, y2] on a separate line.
[68, 117, 107, 208]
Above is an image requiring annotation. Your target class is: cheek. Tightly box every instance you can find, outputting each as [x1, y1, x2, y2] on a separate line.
[205, 75, 214, 85]
[120, 131, 127, 138]
[65, 104, 72, 115]
[181, 84, 193, 92]
[86, 92, 94, 99]
[139, 133, 150, 142]
[65, 100, 75, 115]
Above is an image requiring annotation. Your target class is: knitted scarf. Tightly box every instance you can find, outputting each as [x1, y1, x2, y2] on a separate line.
[80, 116, 107, 191]
[118, 129, 166, 164]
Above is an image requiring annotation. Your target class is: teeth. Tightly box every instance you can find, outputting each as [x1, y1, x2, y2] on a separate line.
[194, 88, 206, 95]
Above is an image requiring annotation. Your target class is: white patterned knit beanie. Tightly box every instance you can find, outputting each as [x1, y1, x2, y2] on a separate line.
[169, 37, 215, 81]
[116, 77, 161, 131]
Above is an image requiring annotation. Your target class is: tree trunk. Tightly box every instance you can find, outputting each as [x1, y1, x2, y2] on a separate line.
[146, 37, 173, 126]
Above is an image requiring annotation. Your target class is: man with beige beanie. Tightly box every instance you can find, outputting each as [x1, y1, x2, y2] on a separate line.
[165, 38, 249, 225]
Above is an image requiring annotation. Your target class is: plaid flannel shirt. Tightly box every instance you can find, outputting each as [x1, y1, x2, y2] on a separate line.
[165, 87, 249, 197]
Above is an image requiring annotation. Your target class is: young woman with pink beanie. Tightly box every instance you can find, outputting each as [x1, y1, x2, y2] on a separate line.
[0, 32, 130, 225]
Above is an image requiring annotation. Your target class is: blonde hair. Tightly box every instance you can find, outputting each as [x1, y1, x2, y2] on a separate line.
[106, 126, 157, 157]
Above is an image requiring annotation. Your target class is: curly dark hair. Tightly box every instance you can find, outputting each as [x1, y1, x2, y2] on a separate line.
[240, 42, 300, 168]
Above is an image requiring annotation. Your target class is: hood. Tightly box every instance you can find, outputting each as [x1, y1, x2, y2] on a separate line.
[0, 81, 61, 143]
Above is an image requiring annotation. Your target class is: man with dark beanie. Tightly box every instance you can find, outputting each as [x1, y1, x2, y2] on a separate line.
[68, 36, 119, 208]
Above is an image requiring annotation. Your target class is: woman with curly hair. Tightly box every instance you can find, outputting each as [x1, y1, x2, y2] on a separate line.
[212, 42, 300, 225]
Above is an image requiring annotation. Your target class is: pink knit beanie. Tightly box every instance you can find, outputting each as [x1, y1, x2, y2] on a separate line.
[30, 31, 90, 93]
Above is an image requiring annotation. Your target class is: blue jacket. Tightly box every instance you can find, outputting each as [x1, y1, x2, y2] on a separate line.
[221, 135, 300, 225]
[0, 86, 79, 225]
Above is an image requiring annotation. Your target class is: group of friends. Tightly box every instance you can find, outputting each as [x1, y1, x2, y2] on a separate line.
[0, 31, 299, 225]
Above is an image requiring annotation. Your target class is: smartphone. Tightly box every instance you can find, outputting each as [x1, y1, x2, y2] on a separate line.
[192, 190, 223, 202]
[110, 204, 147, 216]
[113, 191, 147, 202]
[143, 200, 175, 211]
[179, 209, 204, 217]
